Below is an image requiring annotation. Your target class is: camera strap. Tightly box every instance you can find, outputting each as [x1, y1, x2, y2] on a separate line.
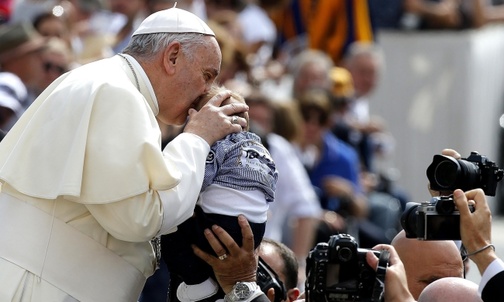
[372, 250, 390, 302]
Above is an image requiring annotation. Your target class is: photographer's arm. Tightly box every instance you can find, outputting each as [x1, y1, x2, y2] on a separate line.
[453, 188, 504, 302]
[366, 244, 416, 302]
[453, 189, 497, 274]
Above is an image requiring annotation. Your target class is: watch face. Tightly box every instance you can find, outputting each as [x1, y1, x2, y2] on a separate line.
[235, 283, 251, 299]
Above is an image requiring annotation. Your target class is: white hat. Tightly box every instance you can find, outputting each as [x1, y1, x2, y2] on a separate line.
[133, 7, 214, 37]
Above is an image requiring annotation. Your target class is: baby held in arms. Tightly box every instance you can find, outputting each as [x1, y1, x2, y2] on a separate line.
[162, 85, 278, 301]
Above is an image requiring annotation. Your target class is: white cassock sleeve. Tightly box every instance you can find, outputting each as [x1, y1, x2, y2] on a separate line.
[85, 133, 209, 242]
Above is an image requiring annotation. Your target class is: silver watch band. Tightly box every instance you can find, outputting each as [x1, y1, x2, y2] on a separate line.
[224, 282, 263, 302]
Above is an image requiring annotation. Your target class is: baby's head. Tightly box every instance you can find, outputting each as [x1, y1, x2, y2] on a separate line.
[197, 84, 249, 131]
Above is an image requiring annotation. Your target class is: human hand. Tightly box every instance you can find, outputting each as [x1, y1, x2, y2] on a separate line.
[184, 90, 248, 145]
[192, 215, 257, 294]
[366, 244, 416, 302]
[453, 188, 498, 275]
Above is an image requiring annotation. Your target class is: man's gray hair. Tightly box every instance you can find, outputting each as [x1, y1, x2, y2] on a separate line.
[288, 49, 334, 80]
[122, 32, 210, 61]
[343, 41, 385, 70]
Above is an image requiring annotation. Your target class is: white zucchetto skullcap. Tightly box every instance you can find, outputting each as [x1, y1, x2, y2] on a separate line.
[133, 7, 215, 36]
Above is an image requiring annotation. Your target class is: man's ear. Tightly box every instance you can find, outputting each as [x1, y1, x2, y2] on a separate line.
[163, 42, 181, 75]
[287, 288, 301, 301]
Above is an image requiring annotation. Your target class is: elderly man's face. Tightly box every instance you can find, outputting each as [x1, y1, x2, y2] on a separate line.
[158, 36, 221, 125]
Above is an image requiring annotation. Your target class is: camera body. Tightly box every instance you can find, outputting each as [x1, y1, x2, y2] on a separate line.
[426, 151, 504, 196]
[401, 196, 474, 240]
[256, 257, 286, 302]
[305, 234, 388, 302]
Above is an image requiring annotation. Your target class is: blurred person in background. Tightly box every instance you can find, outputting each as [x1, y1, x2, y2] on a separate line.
[33, 11, 72, 48]
[329, 66, 373, 172]
[13, 0, 105, 64]
[293, 89, 369, 243]
[206, 17, 250, 86]
[0, 22, 47, 131]
[30, 2, 106, 65]
[341, 42, 385, 141]
[341, 41, 409, 214]
[38, 37, 75, 92]
[294, 88, 400, 248]
[329, 66, 403, 241]
[342, 42, 397, 174]
[289, 49, 333, 100]
[60, 0, 116, 64]
[234, 0, 284, 69]
[106, 0, 148, 53]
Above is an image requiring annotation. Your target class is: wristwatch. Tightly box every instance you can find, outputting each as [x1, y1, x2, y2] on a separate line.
[224, 282, 261, 302]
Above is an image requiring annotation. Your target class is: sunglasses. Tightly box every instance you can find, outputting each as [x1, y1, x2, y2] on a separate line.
[44, 62, 67, 75]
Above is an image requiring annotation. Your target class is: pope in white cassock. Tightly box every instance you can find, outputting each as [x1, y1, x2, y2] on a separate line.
[0, 7, 250, 302]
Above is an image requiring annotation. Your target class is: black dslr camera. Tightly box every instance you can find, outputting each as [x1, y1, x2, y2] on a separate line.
[426, 151, 503, 196]
[256, 257, 286, 302]
[305, 234, 389, 302]
[401, 151, 503, 240]
[401, 195, 475, 240]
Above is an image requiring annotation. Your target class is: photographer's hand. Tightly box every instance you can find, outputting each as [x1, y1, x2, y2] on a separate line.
[192, 215, 258, 294]
[366, 244, 416, 302]
[453, 188, 498, 275]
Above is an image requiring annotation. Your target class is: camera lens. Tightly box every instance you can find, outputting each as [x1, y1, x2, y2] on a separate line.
[427, 154, 481, 192]
[400, 202, 420, 238]
[433, 159, 459, 189]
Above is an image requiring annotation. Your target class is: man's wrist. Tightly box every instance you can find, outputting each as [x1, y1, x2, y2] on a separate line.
[471, 249, 499, 275]
[224, 282, 262, 302]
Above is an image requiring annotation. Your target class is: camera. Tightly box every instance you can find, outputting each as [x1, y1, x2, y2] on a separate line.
[402, 151, 503, 240]
[305, 234, 389, 302]
[401, 196, 475, 240]
[256, 257, 286, 302]
[426, 151, 504, 196]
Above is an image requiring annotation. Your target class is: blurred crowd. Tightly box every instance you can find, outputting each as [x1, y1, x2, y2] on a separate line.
[2, 0, 504, 298]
